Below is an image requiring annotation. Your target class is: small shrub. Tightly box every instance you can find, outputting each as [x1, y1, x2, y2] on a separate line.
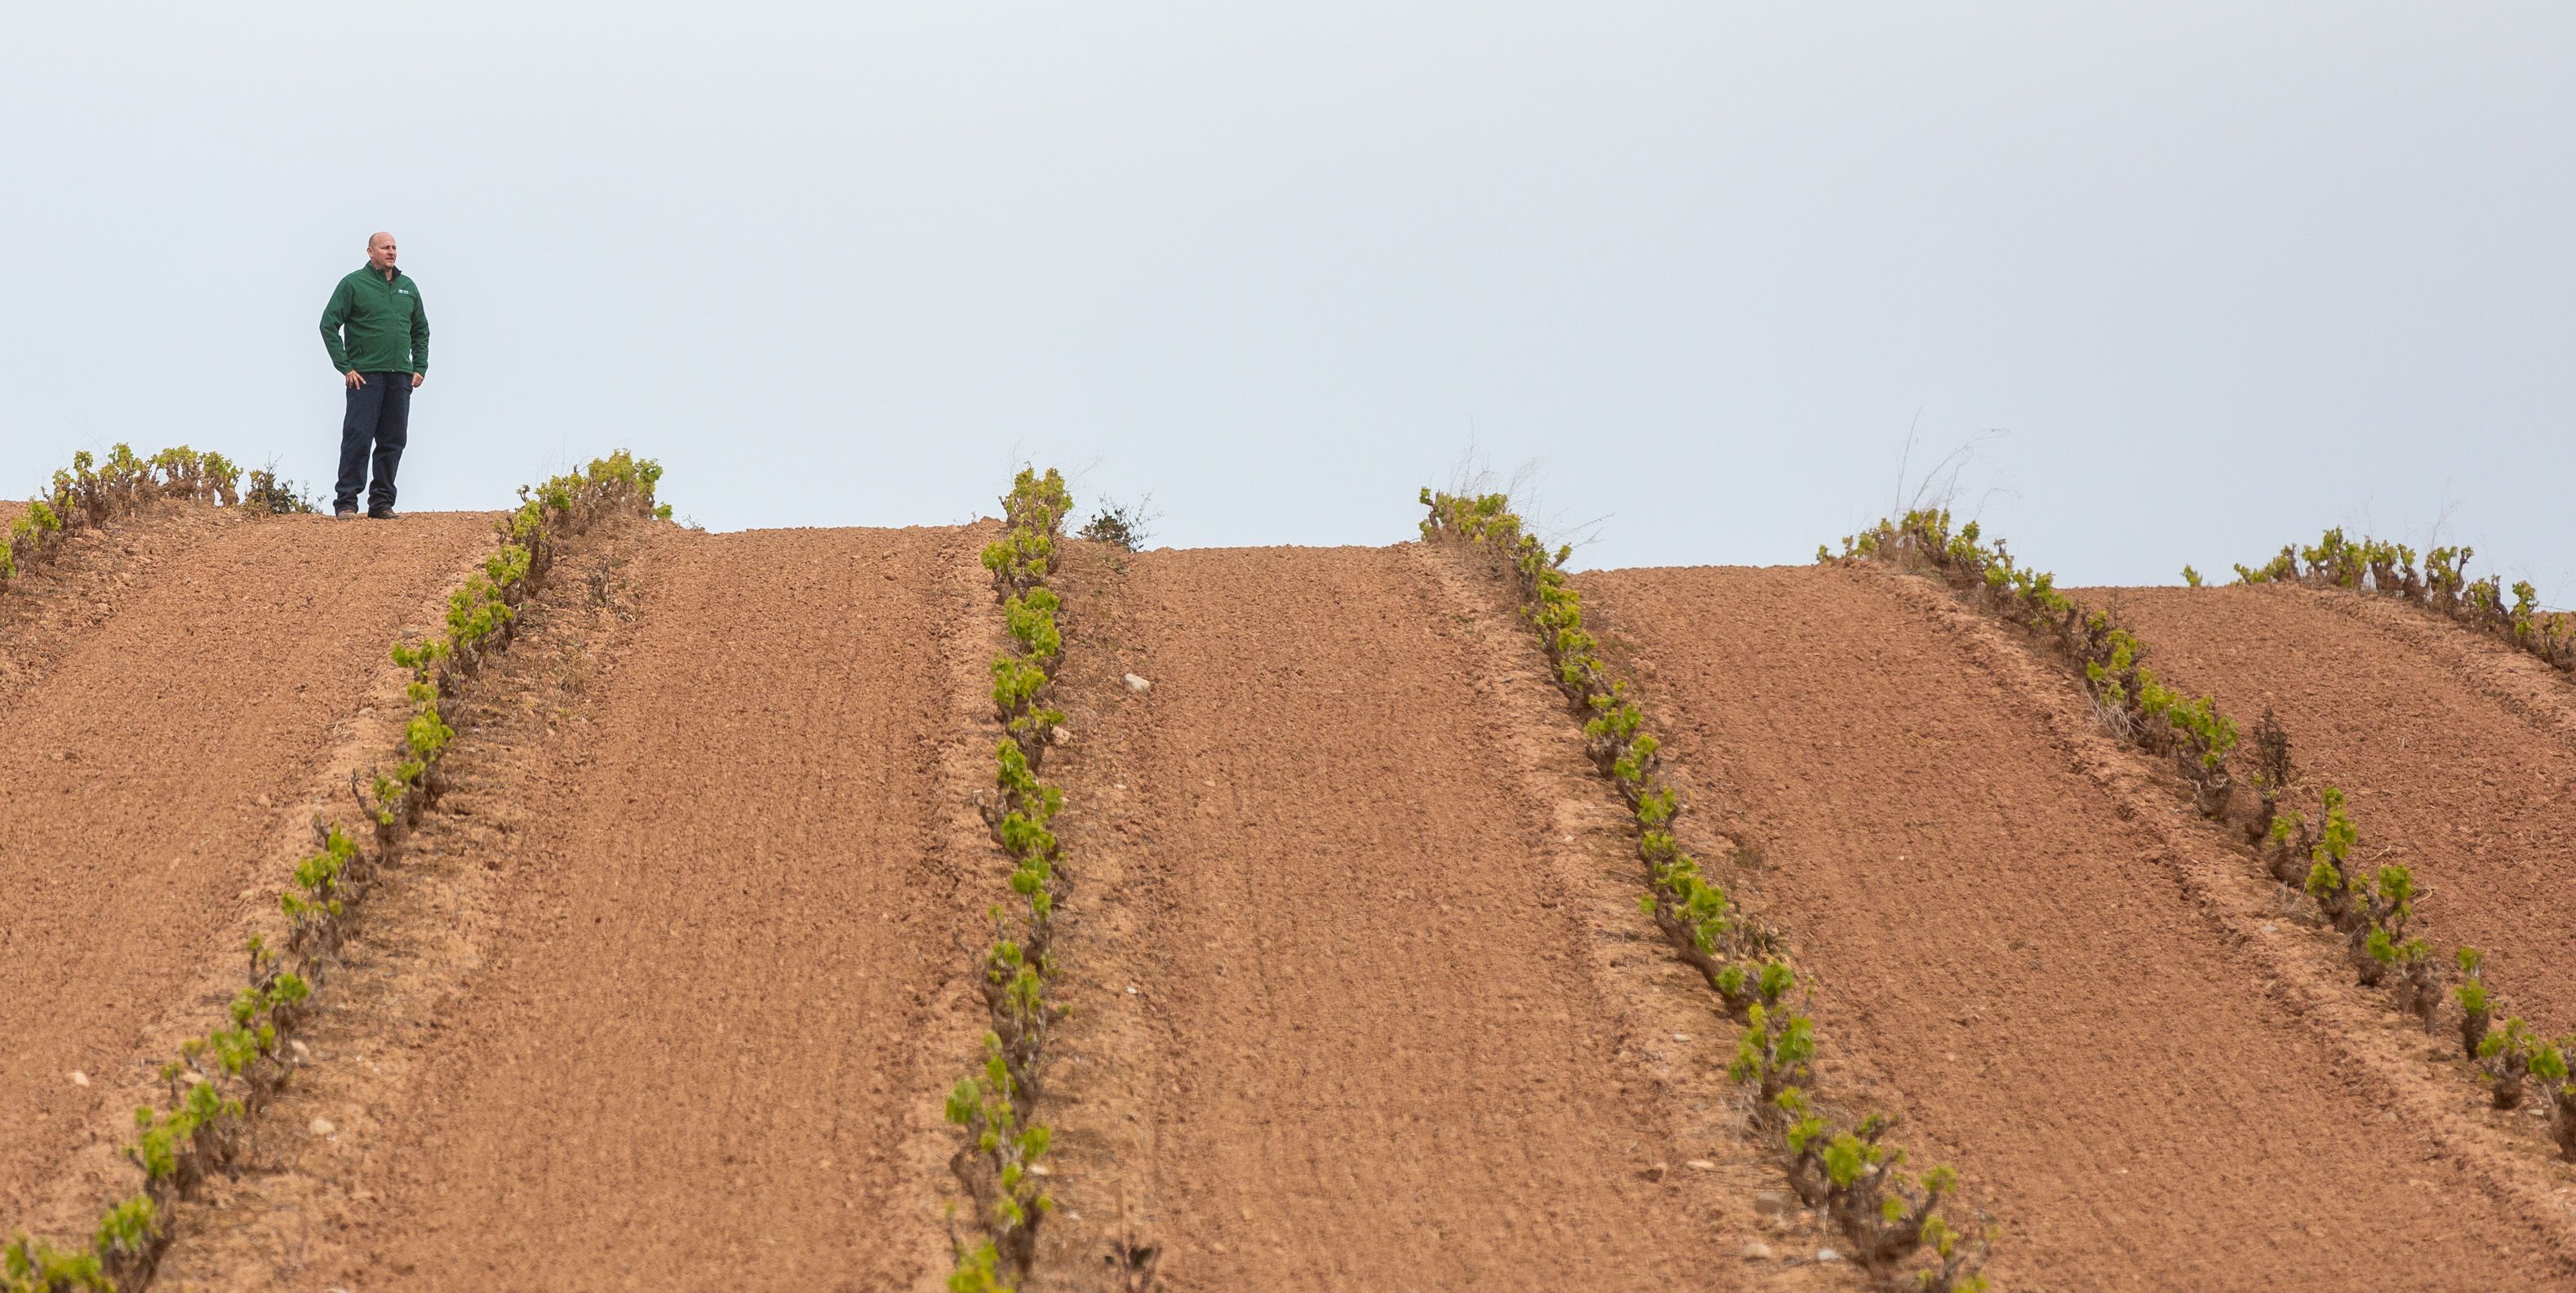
[243, 466, 318, 515]
[1076, 494, 1157, 552]
[2455, 947, 2493, 1060]
[2241, 528, 2574, 678]
[2246, 706, 2293, 841]
[2529, 1040, 2576, 1159]
[2479, 1017, 2536, 1109]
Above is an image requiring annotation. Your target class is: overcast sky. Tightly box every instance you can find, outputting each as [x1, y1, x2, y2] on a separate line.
[3, 3, 2569, 597]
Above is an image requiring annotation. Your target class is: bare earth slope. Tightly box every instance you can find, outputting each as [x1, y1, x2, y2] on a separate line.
[0, 512, 494, 1217]
[1583, 565, 2559, 1290]
[2090, 584, 2576, 1033]
[1073, 546, 1743, 1292]
[335, 527, 981, 1290]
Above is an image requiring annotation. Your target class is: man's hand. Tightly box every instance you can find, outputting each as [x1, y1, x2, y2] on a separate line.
[411, 373, 425, 389]
[344, 371, 366, 391]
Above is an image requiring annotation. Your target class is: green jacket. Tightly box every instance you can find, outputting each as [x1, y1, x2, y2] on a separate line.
[320, 266, 429, 375]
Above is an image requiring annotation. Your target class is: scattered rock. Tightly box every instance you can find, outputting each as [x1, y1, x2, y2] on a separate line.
[255, 793, 271, 807]
[289, 1040, 311, 1059]
[1122, 673, 1152, 694]
[68, 1071, 87, 1087]
[309, 1117, 336, 1136]
[1752, 1189, 1794, 1216]
[1684, 1158, 1717, 1171]
[1816, 1247, 1843, 1263]
[1049, 724, 1072, 745]
[1740, 1242, 1774, 1261]
[1639, 1162, 1667, 1182]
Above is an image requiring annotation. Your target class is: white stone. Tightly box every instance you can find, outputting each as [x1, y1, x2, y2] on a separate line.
[1122, 673, 1152, 694]
[1740, 1242, 1774, 1261]
[1816, 1247, 1843, 1263]
[68, 1071, 87, 1087]
[309, 1117, 336, 1136]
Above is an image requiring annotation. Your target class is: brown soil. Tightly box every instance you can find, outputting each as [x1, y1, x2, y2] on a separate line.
[1024, 545, 1776, 1292]
[1580, 563, 2572, 1289]
[0, 512, 496, 1221]
[147, 519, 661, 1288]
[167, 525, 993, 1291]
[2086, 584, 2576, 1035]
[0, 502, 241, 697]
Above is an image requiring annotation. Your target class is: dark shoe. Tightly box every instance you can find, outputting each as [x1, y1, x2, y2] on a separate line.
[334, 504, 359, 520]
[366, 505, 397, 520]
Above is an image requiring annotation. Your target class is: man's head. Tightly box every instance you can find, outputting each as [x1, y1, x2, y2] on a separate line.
[367, 232, 398, 273]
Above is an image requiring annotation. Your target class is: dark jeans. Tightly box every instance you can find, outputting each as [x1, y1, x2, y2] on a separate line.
[335, 372, 412, 512]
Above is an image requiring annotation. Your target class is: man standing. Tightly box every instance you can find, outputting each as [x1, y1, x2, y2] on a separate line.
[319, 232, 429, 518]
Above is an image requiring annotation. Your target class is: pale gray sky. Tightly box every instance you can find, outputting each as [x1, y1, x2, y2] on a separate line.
[4, 3, 2569, 597]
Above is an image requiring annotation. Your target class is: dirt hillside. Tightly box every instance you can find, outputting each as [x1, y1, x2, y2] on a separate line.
[0, 512, 495, 1218]
[291, 526, 988, 1291]
[1581, 564, 2565, 1289]
[1035, 545, 1756, 1291]
[2087, 584, 2576, 1034]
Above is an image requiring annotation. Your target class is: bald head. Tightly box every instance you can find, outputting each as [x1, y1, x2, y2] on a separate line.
[367, 232, 398, 273]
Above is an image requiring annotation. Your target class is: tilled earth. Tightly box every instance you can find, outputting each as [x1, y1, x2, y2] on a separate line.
[1582, 564, 2570, 1289]
[1032, 546, 1759, 1291]
[2088, 584, 2576, 1035]
[306, 526, 991, 1290]
[13, 511, 2576, 1291]
[0, 511, 495, 1220]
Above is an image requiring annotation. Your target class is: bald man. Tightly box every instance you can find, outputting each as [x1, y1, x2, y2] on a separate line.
[319, 232, 430, 519]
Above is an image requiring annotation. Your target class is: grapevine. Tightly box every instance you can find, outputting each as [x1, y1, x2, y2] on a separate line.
[0, 445, 241, 598]
[2232, 527, 2575, 678]
[947, 467, 1081, 1291]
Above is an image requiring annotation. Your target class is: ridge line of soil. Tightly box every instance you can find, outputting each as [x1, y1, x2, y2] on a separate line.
[1029, 543, 1773, 1291]
[2284, 584, 2576, 748]
[0, 511, 502, 1242]
[1579, 562, 2571, 1286]
[2081, 582, 2576, 1038]
[294, 524, 985, 1290]
[1422, 527, 1999, 1281]
[1869, 568, 2576, 1265]
[145, 519, 654, 1285]
[913, 520, 1033, 1291]
[0, 502, 242, 704]
[1014, 539, 1183, 1289]
[1415, 543, 1862, 1286]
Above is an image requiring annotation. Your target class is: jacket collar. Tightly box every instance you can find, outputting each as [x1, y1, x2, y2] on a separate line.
[360, 263, 401, 282]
